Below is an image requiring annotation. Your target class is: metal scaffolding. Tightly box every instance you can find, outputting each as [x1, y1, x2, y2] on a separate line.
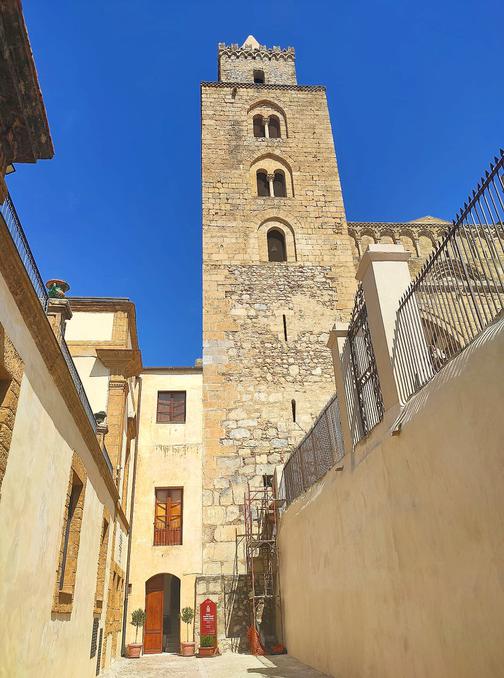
[243, 481, 283, 653]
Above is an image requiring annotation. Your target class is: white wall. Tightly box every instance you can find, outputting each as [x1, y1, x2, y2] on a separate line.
[73, 356, 110, 413]
[126, 370, 203, 646]
[65, 311, 114, 342]
[0, 272, 116, 678]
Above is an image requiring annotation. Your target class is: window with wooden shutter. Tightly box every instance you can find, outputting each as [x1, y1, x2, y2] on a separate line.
[154, 488, 183, 545]
[156, 391, 186, 423]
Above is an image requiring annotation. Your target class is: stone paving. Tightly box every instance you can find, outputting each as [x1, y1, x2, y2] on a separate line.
[101, 653, 330, 677]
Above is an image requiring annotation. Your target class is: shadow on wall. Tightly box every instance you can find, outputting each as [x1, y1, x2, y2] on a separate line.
[224, 573, 249, 653]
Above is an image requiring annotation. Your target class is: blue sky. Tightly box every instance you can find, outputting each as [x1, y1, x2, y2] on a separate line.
[11, 0, 503, 366]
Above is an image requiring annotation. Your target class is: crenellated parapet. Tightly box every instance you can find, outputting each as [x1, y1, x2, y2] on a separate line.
[218, 35, 297, 85]
[218, 42, 295, 62]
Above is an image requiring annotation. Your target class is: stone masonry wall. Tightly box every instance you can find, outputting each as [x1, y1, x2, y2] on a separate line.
[0, 321, 23, 497]
[201, 51, 357, 647]
[219, 43, 296, 85]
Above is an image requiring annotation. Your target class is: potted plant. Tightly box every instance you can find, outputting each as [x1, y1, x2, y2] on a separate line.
[127, 608, 145, 658]
[179, 607, 196, 656]
[198, 634, 218, 658]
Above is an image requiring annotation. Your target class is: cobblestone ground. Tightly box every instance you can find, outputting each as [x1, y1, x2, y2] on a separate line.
[101, 653, 330, 677]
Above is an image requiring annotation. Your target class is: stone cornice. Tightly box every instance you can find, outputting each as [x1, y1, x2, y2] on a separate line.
[96, 348, 142, 378]
[0, 220, 121, 510]
[141, 366, 203, 374]
[201, 81, 325, 92]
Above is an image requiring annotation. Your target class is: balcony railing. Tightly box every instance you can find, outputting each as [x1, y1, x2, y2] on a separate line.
[153, 524, 182, 546]
[0, 192, 112, 475]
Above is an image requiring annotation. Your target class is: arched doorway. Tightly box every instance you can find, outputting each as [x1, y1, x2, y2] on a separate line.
[144, 574, 180, 654]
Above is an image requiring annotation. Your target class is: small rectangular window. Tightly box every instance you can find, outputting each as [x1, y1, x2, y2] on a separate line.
[53, 454, 87, 615]
[59, 473, 83, 590]
[154, 488, 183, 545]
[253, 69, 265, 84]
[156, 391, 186, 423]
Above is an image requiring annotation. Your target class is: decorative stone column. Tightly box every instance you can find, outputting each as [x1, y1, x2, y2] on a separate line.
[105, 378, 128, 483]
[267, 173, 275, 197]
[263, 116, 270, 138]
[96, 348, 141, 487]
[47, 298, 72, 343]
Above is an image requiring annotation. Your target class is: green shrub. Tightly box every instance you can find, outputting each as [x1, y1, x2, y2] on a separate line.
[200, 634, 216, 648]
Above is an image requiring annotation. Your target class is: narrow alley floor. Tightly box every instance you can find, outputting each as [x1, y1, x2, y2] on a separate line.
[101, 653, 330, 677]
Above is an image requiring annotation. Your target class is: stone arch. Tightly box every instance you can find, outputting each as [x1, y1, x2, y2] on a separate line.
[379, 230, 396, 245]
[360, 230, 376, 255]
[257, 217, 297, 262]
[248, 99, 289, 138]
[420, 314, 463, 369]
[347, 231, 360, 265]
[250, 154, 294, 197]
[398, 230, 418, 256]
[417, 231, 436, 257]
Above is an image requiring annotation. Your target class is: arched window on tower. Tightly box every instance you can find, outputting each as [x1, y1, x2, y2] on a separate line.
[267, 229, 287, 262]
[256, 171, 270, 197]
[269, 115, 281, 138]
[273, 170, 287, 197]
[253, 115, 265, 138]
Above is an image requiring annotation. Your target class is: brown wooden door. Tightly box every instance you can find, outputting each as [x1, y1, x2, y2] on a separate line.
[144, 575, 164, 654]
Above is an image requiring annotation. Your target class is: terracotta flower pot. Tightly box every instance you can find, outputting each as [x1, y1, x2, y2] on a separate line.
[180, 641, 196, 657]
[198, 646, 218, 657]
[127, 643, 142, 658]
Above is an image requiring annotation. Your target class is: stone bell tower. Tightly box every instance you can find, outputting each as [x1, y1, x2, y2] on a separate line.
[198, 36, 356, 647]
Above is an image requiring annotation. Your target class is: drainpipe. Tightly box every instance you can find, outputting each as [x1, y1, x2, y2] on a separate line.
[121, 374, 143, 655]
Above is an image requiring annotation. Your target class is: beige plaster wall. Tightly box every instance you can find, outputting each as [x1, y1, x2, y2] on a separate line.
[0, 274, 118, 677]
[65, 311, 114, 342]
[126, 369, 203, 646]
[278, 318, 504, 678]
[73, 355, 110, 413]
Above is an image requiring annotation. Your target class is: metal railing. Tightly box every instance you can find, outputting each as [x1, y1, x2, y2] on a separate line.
[153, 524, 182, 546]
[342, 285, 384, 445]
[393, 150, 504, 403]
[0, 192, 113, 475]
[0, 194, 49, 311]
[283, 394, 344, 505]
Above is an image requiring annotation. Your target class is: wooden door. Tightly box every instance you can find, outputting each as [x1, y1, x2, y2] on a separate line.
[144, 575, 164, 654]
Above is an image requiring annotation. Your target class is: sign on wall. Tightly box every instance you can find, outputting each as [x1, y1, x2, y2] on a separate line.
[200, 598, 217, 638]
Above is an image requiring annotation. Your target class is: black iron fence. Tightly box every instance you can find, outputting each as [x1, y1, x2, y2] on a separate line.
[0, 193, 113, 475]
[393, 150, 504, 402]
[0, 194, 49, 310]
[282, 394, 344, 505]
[341, 285, 384, 445]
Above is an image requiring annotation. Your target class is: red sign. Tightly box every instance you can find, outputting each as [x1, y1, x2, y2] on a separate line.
[200, 598, 217, 637]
